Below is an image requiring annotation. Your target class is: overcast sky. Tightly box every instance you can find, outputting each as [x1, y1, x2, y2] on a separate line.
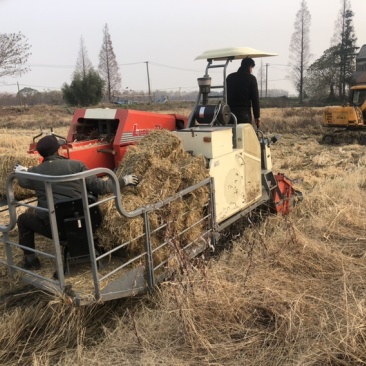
[1, 0, 366, 97]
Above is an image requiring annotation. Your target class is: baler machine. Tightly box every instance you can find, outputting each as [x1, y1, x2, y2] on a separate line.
[28, 108, 187, 169]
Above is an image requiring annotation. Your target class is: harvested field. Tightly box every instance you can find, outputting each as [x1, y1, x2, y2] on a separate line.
[1, 105, 366, 365]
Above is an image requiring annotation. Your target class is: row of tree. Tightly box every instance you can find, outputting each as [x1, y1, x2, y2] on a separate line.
[62, 24, 121, 105]
[0, 24, 121, 106]
[287, 0, 358, 103]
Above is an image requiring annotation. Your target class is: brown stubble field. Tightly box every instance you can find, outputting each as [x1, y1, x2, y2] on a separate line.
[1, 104, 366, 365]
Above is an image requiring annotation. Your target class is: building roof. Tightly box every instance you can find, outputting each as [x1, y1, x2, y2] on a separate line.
[356, 44, 366, 60]
[351, 71, 366, 84]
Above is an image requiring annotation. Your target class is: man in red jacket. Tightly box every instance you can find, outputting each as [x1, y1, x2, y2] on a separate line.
[16, 134, 138, 270]
[226, 58, 261, 128]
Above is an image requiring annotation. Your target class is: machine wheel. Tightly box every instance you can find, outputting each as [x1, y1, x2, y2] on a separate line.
[358, 134, 366, 145]
[322, 134, 335, 144]
[291, 189, 303, 207]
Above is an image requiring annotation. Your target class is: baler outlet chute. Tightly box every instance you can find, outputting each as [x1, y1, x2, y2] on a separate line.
[272, 174, 303, 215]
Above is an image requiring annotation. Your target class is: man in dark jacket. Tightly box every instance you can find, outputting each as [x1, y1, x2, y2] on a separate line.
[16, 134, 138, 270]
[226, 58, 261, 127]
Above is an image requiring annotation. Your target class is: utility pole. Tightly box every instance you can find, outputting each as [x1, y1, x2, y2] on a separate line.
[259, 60, 263, 98]
[265, 63, 269, 98]
[145, 61, 152, 104]
[17, 82, 22, 106]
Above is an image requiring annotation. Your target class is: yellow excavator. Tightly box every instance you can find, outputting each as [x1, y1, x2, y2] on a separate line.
[322, 84, 366, 144]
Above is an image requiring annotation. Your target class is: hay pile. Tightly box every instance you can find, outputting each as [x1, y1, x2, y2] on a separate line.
[97, 130, 210, 263]
[0, 153, 40, 199]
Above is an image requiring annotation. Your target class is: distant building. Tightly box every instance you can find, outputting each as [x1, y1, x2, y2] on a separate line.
[18, 87, 39, 97]
[265, 89, 289, 98]
[351, 44, 366, 85]
[154, 96, 169, 103]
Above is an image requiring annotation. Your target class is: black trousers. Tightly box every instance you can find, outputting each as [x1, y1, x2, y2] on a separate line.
[18, 211, 53, 255]
[229, 107, 252, 124]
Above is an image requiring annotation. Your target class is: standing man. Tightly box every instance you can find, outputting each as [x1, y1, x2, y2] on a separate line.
[226, 58, 261, 128]
[16, 134, 139, 270]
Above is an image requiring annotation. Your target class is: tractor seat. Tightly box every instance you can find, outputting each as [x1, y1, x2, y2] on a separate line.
[54, 195, 103, 275]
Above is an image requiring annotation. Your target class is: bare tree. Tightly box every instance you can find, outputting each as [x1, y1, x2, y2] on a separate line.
[74, 36, 93, 78]
[288, 0, 311, 103]
[0, 32, 31, 78]
[98, 24, 121, 102]
[332, 0, 358, 100]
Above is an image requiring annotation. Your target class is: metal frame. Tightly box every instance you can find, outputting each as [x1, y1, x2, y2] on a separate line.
[188, 57, 233, 128]
[0, 168, 216, 305]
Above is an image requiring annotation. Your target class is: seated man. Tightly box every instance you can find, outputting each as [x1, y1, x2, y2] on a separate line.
[16, 134, 138, 270]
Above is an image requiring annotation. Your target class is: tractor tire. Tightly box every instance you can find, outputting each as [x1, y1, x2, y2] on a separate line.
[322, 134, 335, 144]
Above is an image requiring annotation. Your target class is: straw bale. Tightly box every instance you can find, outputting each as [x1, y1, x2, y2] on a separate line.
[137, 163, 182, 202]
[97, 130, 210, 265]
[0, 153, 40, 199]
[116, 146, 153, 178]
[177, 154, 208, 187]
[97, 195, 146, 251]
[137, 129, 184, 159]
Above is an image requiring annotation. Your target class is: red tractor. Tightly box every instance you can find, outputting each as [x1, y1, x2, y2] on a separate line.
[28, 108, 187, 170]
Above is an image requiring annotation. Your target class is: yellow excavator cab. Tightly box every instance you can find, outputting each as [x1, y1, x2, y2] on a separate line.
[322, 85, 366, 128]
[322, 85, 366, 144]
[323, 105, 364, 127]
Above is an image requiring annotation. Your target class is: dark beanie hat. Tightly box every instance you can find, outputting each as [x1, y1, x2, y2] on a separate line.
[241, 58, 255, 69]
[36, 135, 63, 158]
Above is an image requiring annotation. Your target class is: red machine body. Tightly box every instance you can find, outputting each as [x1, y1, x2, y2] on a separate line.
[28, 108, 188, 169]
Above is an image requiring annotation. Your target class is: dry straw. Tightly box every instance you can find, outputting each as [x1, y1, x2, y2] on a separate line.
[97, 129, 210, 265]
[0, 153, 40, 199]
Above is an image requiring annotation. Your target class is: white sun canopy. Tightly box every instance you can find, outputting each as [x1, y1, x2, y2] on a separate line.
[195, 47, 278, 61]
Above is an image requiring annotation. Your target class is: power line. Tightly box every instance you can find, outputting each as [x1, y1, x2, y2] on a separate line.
[2, 61, 289, 92]
[25, 61, 207, 74]
[270, 63, 290, 67]
[149, 62, 201, 73]
[0, 83, 61, 89]
[20, 84, 61, 89]
[119, 61, 146, 66]
[27, 62, 145, 68]
[28, 64, 73, 69]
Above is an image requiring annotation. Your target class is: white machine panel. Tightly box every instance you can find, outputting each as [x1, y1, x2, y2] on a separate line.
[235, 124, 272, 170]
[174, 127, 232, 158]
[209, 150, 261, 223]
[175, 124, 262, 224]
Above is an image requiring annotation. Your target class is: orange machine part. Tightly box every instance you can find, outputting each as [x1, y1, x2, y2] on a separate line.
[28, 109, 188, 170]
[273, 173, 295, 215]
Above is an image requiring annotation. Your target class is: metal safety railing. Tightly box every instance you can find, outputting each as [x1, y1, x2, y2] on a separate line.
[0, 168, 216, 305]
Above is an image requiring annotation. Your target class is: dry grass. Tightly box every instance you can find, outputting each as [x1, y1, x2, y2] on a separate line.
[1, 105, 366, 365]
[0, 104, 73, 129]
